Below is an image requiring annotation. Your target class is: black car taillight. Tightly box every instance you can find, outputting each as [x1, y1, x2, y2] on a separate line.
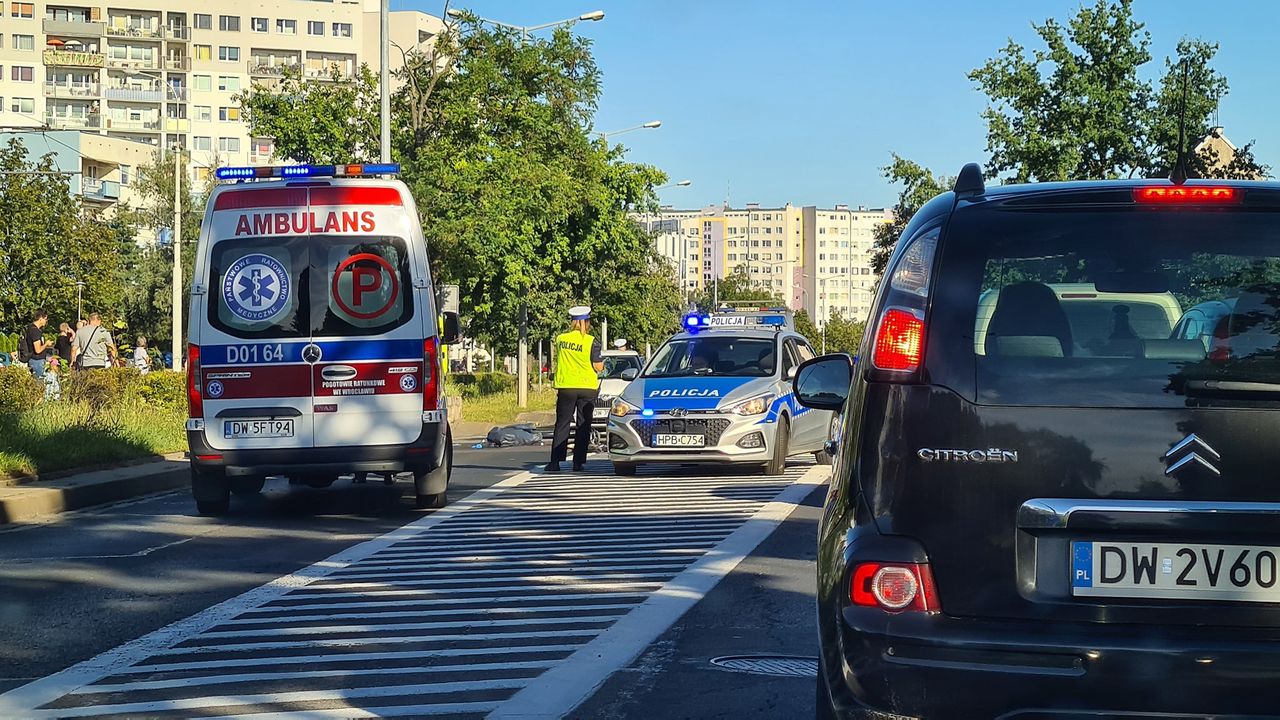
[850, 562, 940, 613]
[869, 226, 938, 380]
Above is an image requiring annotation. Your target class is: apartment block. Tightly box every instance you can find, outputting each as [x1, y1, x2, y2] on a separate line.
[0, 0, 443, 182]
[644, 203, 891, 323]
[0, 127, 151, 218]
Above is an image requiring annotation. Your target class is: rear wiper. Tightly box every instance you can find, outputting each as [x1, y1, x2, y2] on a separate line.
[1184, 380, 1280, 397]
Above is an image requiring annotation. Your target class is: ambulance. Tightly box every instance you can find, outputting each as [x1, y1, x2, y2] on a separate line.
[184, 163, 459, 515]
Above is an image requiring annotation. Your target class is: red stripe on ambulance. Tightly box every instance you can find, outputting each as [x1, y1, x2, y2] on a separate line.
[204, 364, 311, 400]
[313, 361, 423, 398]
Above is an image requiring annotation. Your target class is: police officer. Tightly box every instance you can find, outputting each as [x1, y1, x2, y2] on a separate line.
[546, 305, 604, 472]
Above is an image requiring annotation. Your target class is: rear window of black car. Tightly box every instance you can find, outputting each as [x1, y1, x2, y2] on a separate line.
[929, 205, 1280, 408]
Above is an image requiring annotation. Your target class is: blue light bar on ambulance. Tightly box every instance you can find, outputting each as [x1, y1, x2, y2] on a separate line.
[215, 163, 401, 180]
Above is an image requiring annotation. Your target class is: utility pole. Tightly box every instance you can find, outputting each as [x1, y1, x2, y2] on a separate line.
[379, 0, 390, 163]
[601, 317, 609, 350]
[517, 304, 528, 408]
[171, 149, 182, 371]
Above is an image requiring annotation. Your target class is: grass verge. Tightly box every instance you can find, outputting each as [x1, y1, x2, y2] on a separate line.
[456, 388, 558, 425]
[0, 401, 186, 479]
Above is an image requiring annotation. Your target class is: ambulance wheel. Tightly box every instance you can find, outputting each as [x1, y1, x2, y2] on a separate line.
[192, 466, 230, 516]
[414, 432, 453, 509]
[765, 418, 789, 476]
[229, 476, 265, 495]
[613, 461, 637, 476]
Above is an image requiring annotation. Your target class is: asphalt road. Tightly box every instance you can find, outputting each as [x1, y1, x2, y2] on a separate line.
[0, 447, 827, 718]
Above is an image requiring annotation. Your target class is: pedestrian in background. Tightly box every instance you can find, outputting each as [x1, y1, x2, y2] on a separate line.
[55, 323, 75, 366]
[20, 309, 52, 379]
[545, 305, 604, 473]
[74, 313, 115, 370]
[133, 336, 150, 374]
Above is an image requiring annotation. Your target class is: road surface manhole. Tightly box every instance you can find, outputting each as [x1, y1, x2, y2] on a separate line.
[709, 655, 819, 678]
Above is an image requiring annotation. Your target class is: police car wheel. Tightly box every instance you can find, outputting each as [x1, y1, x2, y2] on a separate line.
[814, 450, 833, 466]
[765, 417, 790, 476]
[613, 461, 638, 476]
[191, 466, 230, 515]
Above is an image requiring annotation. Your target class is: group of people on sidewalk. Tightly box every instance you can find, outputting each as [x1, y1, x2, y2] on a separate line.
[3, 310, 154, 398]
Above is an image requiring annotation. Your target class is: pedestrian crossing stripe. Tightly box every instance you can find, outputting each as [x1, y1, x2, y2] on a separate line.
[0, 461, 825, 718]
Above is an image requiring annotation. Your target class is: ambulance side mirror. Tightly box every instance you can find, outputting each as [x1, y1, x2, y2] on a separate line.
[440, 312, 461, 345]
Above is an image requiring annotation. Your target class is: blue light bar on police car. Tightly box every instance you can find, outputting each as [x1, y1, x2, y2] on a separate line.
[215, 163, 401, 181]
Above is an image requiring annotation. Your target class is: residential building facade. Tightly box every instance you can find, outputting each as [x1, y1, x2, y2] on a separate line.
[0, 0, 443, 181]
[0, 128, 152, 219]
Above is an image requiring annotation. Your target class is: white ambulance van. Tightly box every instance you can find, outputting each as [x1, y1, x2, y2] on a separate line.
[185, 163, 459, 515]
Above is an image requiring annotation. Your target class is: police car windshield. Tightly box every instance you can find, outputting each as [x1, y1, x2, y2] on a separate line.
[645, 337, 776, 378]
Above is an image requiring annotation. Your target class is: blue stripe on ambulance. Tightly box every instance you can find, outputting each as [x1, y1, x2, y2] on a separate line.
[202, 338, 422, 366]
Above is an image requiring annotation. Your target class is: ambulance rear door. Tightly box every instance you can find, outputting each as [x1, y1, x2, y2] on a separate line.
[306, 184, 431, 448]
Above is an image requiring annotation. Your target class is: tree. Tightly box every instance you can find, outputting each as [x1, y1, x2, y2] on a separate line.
[240, 20, 682, 356]
[0, 139, 122, 333]
[870, 155, 951, 276]
[237, 65, 381, 165]
[691, 267, 783, 311]
[969, 0, 1268, 183]
[116, 150, 212, 347]
[794, 308, 865, 356]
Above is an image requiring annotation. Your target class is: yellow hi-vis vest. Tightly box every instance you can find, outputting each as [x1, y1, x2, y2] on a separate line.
[554, 330, 599, 390]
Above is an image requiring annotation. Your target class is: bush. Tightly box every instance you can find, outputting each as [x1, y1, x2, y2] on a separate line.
[0, 366, 42, 415]
[476, 372, 515, 395]
[64, 367, 137, 413]
[133, 371, 187, 411]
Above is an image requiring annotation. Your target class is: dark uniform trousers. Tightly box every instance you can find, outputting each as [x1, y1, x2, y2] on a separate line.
[550, 388, 599, 467]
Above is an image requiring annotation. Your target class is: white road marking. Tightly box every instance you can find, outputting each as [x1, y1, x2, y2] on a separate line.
[0, 461, 822, 717]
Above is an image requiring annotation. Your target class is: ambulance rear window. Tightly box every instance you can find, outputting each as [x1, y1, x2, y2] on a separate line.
[207, 235, 414, 339]
[208, 237, 308, 339]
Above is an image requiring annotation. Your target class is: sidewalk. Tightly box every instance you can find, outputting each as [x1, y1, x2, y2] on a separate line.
[0, 454, 188, 526]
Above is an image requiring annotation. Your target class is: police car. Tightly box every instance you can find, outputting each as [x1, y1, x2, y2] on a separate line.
[606, 309, 833, 475]
[184, 163, 460, 515]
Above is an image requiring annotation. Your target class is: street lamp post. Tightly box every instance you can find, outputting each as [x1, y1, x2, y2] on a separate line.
[649, 180, 691, 303]
[446, 8, 604, 43]
[74, 281, 85, 325]
[597, 120, 661, 140]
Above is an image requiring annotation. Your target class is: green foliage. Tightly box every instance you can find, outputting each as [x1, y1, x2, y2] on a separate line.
[447, 372, 516, 399]
[0, 399, 185, 478]
[132, 371, 186, 411]
[870, 156, 951, 276]
[64, 367, 135, 413]
[692, 267, 783, 311]
[239, 20, 683, 356]
[0, 365, 42, 415]
[0, 333, 16, 354]
[237, 65, 381, 165]
[794, 309, 865, 356]
[968, 0, 1268, 183]
[0, 138, 123, 334]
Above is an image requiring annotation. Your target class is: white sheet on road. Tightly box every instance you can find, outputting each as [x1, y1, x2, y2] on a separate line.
[0, 460, 826, 719]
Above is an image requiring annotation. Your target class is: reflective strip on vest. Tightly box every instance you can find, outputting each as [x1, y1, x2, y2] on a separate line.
[554, 330, 599, 389]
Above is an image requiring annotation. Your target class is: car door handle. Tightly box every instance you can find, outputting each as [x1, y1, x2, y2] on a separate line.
[320, 365, 358, 382]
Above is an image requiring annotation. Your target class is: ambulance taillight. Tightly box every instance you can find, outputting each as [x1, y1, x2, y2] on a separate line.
[423, 337, 439, 411]
[186, 344, 203, 418]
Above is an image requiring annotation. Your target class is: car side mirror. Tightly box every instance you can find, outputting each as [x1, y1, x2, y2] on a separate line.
[793, 353, 853, 411]
[439, 312, 461, 345]
[621, 368, 639, 381]
[784, 365, 797, 381]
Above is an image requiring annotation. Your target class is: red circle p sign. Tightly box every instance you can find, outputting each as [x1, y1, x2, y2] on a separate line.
[332, 253, 400, 321]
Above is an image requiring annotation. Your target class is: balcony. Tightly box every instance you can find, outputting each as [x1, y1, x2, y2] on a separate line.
[164, 26, 191, 42]
[164, 118, 190, 133]
[43, 18, 105, 36]
[248, 61, 300, 77]
[304, 64, 354, 80]
[81, 178, 121, 202]
[43, 49, 107, 68]
[106, 56, 160, 71]
[166, 86, 189, 101]
[105, 117, 161, 132]
[45, 113, 102, 130]
[105, 85, 165, 102]
[163, 57, 191, 71]
[43, 82, 100, 99]
[105, 25, 161, 40]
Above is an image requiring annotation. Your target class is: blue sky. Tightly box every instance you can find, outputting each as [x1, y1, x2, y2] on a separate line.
[394, 0, 1279, 209]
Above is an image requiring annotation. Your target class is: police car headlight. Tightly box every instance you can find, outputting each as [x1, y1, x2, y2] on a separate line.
[727, 394, 773, 416]
[611, 399, 639, 417]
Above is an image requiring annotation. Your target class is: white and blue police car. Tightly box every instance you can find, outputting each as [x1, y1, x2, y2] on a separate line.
[606, 309, 835, 475]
